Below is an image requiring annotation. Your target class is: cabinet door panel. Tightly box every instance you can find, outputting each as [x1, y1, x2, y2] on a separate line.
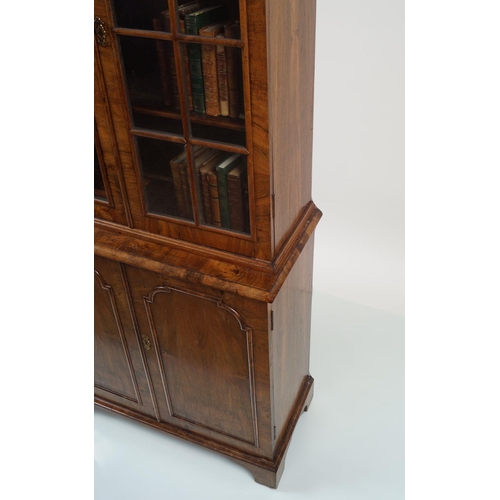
[125, 265, 260, 449]
[147, 287, 256, 444]
[94, 256, 158, 419]
[94, 269, 137, 400]
[94, 41, 130, 226]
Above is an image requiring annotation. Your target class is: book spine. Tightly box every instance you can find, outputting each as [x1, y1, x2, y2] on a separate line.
[217, 167, 231, 228]
[200, 171, 213, 224]
[225, 22, 241, 118]
[185, 17, 206, 113]
[153, 18, 172, 106]
[179, 20, 194, 111]
[227, 169, 246, 232]
[216, 34, 229, 117]
[170, 160, 186, 218]
[180, 162, 193, 219]
[201, 31, 221, 116]
[161, 12, 180, 108]
[185, 7, 224, 113]
[242, 173, 249, 232]
[207, 170, 222, 226]
[178, 3, 210, 109]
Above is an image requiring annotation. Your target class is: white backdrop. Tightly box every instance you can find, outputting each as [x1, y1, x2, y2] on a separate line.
[312, 0, 404, 316]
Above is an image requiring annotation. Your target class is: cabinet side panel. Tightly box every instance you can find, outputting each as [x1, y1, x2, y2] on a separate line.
[267, 0, 316, 252]
[270, 237, 314, 446]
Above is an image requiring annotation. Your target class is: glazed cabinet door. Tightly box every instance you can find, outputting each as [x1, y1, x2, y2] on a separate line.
[123, 263, 274, 457]
[93, 0, 273, 259]
[94, 40, 131, 226]
[94, 256, 157, 419]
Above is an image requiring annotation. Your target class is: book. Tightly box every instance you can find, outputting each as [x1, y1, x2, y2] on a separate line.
[158, 3, 206, 109]
[216, 153, 241, 228]
[169, 150, 189, 217]
[180, 146, 212, 219]
[207, 168, 222, 227]
[199, 165, 213, 225]
[198, 151, 228, 224]
[177, 1, 209, 110]
[170, 146, 205, 218]
[160, 10, 180, 108]
[166, 1, 208, 30]
[227, 162, 248, 232]
[200, 23, 225, 116]
[185, 5, 225, 114]
[216, 33, 229, 116]
[153, 17, 172, 106]
[224, 21, 242, 118]
[179, 19, 193, 110]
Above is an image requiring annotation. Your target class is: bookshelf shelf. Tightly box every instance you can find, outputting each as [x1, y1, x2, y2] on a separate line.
[144, 172, 174, 183]
[95, 0, 321, 489]
[132, 105, 245, 131]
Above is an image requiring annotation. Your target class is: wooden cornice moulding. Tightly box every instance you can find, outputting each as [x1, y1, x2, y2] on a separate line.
[95, 202, 322, 303]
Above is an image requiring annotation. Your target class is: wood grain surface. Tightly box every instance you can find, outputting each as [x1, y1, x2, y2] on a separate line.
[94, 0, 317, 261]
[268, 0, 317, 253]
[94, 0, 321, 488]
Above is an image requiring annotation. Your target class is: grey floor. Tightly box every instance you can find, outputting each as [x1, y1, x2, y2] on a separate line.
[95, 291, 404, 499]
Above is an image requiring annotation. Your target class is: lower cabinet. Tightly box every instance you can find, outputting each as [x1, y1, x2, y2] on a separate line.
[94, 247, 314, 488]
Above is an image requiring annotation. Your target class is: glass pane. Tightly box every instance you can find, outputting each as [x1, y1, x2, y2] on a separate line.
[113, 0, 169, 31]
[112, 0, 240, 32]
[94, 143, 107, 202]
[194, 148, 249, 234]
[136, 138, 194, 220]
[180, 36, 245, 145]
[119, 36, 184, 134]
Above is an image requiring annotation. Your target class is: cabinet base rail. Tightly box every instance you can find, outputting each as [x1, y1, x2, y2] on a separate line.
[95, 375, 314, 489]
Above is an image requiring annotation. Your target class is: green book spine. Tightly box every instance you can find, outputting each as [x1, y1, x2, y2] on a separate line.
[185, 6, 225, 113]
[216, 153, 240, 228]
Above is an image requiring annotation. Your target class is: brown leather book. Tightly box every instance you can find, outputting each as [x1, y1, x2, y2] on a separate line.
[160, 10, 180, 108]
[198, 151, 227, 225]
[153, 17, 172, 106]
[169, 150, 188, 217]
[179, 20, 193, 110]
[224, 21, 241, 118]
[207, 168, 222, 227]
[180, 146, 211, 219]
[171, 146, 205, 219]
[199, 163, 213, 224]
[227, 162, 248, 232]
[216, 33, 229, 116]
[200, 23, 225, 116]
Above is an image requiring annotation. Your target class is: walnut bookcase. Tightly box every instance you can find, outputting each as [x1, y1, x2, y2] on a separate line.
[94, 0, 321, 488]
